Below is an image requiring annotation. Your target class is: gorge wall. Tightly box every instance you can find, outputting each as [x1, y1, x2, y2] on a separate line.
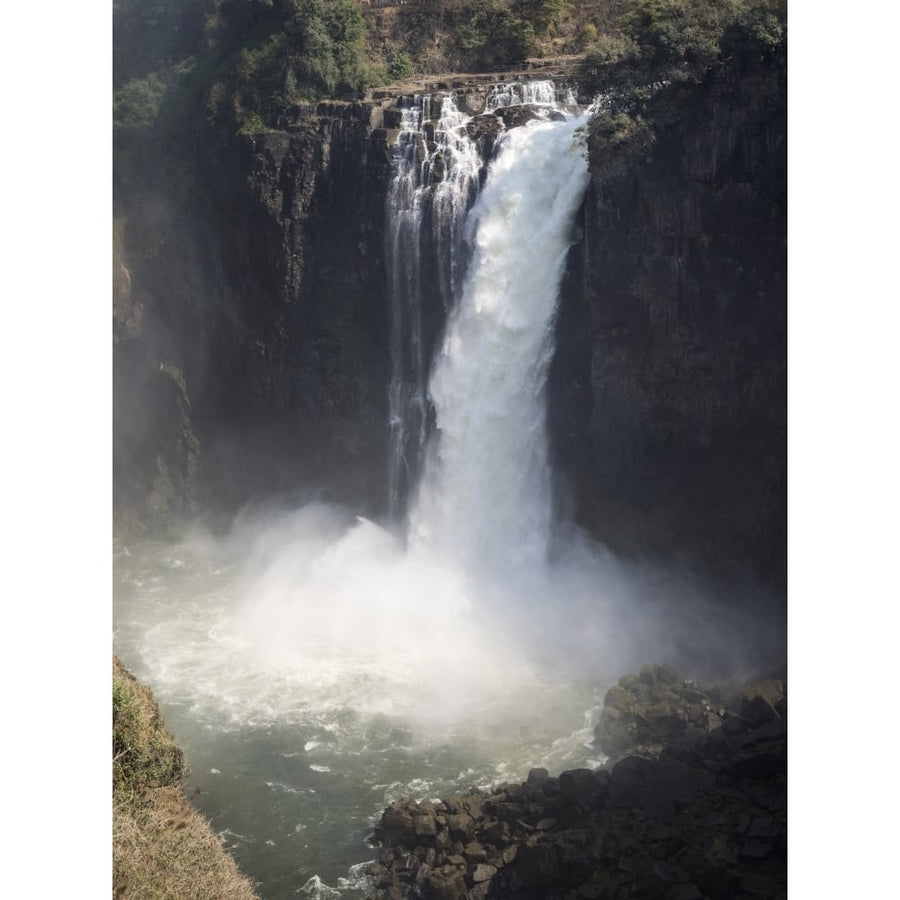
[115, 101, 396, 530]
[114, 61, 786, 594]
[549, 57, 787, 592]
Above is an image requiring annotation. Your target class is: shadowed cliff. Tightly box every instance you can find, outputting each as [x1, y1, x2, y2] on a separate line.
[549, 1, 786, 595]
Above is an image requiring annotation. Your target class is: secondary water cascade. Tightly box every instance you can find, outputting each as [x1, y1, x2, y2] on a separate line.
[386, 80, 587, 549]
[115, 82, 618, 900]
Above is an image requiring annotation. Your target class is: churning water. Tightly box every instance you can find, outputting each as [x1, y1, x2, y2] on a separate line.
[113, 522, 610, 899]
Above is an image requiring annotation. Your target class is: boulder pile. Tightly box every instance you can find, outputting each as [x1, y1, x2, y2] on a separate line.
[367, 667, 786, 900]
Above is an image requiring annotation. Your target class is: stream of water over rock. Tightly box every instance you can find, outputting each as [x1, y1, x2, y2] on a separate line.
[114, 83, 615, 899]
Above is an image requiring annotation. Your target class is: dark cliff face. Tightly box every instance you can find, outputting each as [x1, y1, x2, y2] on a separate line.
[114, 103, 395, 532]
[550, 60, 787, 593]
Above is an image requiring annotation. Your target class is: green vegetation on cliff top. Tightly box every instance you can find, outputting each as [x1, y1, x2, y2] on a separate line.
[113, 0, 585, 142]
[575, 0, 785, 176]
[112, 0, 785, 196]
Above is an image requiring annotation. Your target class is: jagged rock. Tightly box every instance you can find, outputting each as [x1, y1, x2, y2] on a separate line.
[512, 841, 559, 884]
[465, 115, 504, 159]
[595, 667, 717, 760]
[481, 820, 509, 844]
[471, 863, 496, 883]
[447, 814, 474, 843]
[492, 801, 529, 824]
[730, 742, 785, 779]
[741, 694, 781, 729]
[425, 870, 468, 900]
[559, 768, 608, 810]
[463, 843, 487, 864]
[495, 105, 541, 129]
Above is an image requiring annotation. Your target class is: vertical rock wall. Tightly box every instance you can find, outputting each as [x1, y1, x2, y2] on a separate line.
[550, 61, 787, 591]
[114, 103, 395, 532]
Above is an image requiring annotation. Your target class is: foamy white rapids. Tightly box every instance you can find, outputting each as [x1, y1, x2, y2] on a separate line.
[410, 113, 590, 568]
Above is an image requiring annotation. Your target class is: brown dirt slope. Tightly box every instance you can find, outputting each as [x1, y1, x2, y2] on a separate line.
[112, 656, 260, 899]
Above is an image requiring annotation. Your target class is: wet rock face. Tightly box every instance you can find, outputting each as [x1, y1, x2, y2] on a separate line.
[465, 115, 504, 160]
[494, 105, 542, 129]
[114, 79, 579, 534]
[114, 103, 395, 530]
[368, 667, 786, 900]
[549, 60, 787, 594]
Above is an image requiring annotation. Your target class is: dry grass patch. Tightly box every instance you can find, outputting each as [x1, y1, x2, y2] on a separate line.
[113, 656, 260, 899]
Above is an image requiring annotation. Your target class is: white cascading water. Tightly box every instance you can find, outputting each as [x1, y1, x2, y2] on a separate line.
[386, 81, 589, 548]
[386, 91, 484, 518]
[485, 79, 575, 110]
[410, 111, 590, 568]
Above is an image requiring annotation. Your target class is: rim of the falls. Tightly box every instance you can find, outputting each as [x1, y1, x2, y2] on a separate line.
[384, 80, 592, 568]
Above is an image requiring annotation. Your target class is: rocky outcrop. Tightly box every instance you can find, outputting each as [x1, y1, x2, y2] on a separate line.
[368, 667, 786, 900]
[595, 664, 724, 763]
[550, 57, 787, 593]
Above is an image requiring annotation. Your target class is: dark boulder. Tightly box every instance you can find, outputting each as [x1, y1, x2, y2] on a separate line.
[595, 667, 718, 760]
[608, 757, 715, 820]
[495, 105, 542, 129]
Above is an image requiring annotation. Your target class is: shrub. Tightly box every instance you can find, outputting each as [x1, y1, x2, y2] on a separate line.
[577, 0, 785, 104]
[576, 32, 642, 102]
[388, 50, 415, 81]
[456, 0, 536, 67]
[113, 74, 167, 137]
[288, 0, 368, 96]
[512, 0, 571, 37]
[617, 0, 738, 83]
[720, 5, 785, 67]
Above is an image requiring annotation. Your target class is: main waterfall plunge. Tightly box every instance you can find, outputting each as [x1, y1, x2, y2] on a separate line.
[114, 83, 773, 899]
[389, 87, 590, 568]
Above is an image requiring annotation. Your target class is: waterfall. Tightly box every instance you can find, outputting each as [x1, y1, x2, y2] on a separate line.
[484, 80, 576, 111]
[385, 92, 483, 518]
[386, 81, 590, 566]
